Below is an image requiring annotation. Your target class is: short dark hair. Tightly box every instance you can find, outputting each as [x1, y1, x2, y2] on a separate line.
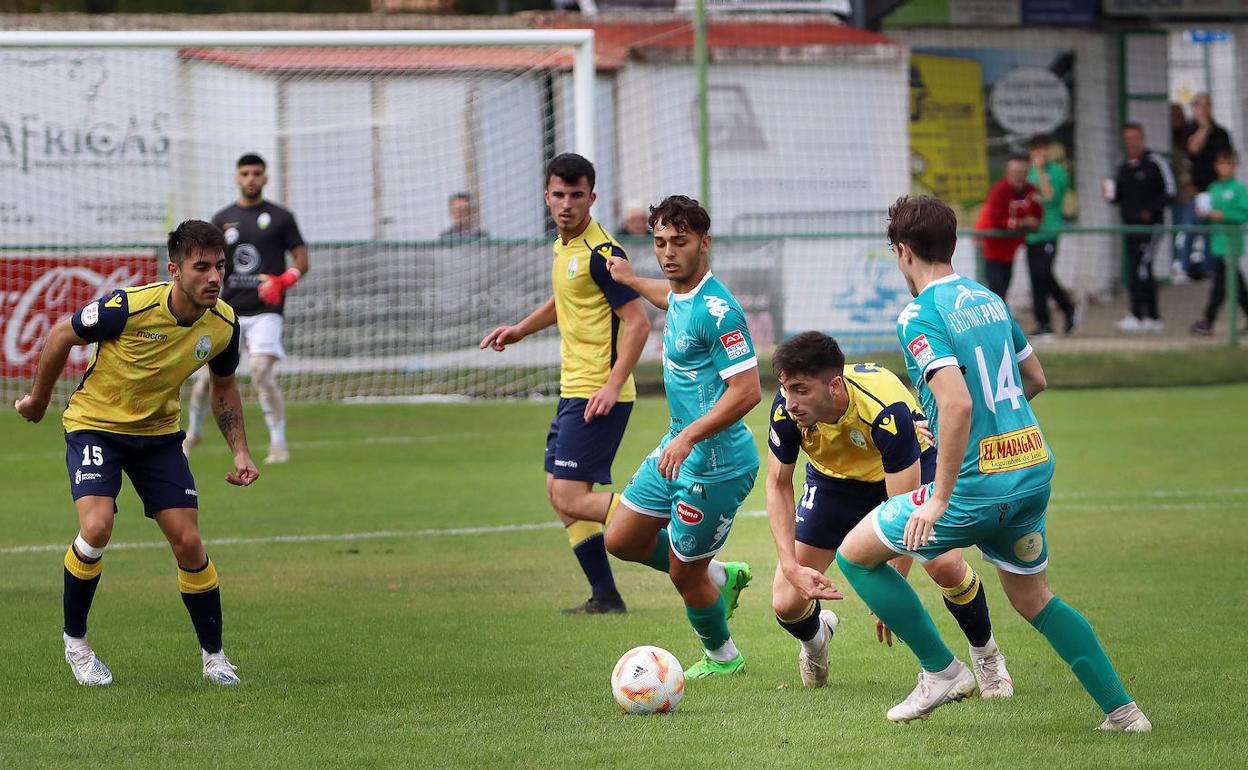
[648, 195, 711, 237]
[546, 153, 595, 190]
[1007, 153, 1030, 165]
[449, 192, 472, 204]
[887, 195, 957, 264]
[773, 331, 845, 381]
[1217, 149, 1239, 163]
[167, 219, 226, 264]
[1027, 134, 1052, 150]
[1123, 122, 1144, 134]
[237, 153, 266, 169]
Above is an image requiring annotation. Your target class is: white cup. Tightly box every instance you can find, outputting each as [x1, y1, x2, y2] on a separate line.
[1195, 192, 1213, 218]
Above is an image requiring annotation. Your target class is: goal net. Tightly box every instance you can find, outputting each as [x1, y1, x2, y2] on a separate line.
[0, 30, 598, 404]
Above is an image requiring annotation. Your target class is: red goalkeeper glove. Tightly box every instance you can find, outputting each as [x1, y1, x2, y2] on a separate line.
[258, 267, 301, 306]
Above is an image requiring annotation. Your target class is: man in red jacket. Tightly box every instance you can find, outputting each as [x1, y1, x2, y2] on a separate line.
[976, 155, 1043, 300]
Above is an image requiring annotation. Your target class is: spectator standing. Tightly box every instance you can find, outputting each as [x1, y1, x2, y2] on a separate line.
[1191, 150, 1248, 336]
[975, 155, 1043, 301]
[1025, 136, 1078, 335]
[1108, 123, 1175, 333]
[1170, 103, 1201, 281]
[1185, 94, 1234, 278]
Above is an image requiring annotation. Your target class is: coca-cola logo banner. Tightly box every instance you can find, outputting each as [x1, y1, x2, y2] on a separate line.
[0, 256, 155, 378]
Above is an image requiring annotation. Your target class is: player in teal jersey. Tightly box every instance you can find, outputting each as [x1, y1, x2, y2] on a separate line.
[603, 196, 762, 679]
[823, 196, 1150, 730]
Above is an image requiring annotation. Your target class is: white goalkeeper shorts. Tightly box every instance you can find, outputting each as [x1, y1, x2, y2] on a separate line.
[239, 313, 285, 360]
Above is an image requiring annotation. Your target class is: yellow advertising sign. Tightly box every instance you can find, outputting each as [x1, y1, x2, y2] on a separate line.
[910, 53, 989, 204]
[978, 425, 1050, 474]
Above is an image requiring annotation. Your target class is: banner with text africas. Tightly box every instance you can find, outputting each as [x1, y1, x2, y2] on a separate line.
[0, 50, 175, 244]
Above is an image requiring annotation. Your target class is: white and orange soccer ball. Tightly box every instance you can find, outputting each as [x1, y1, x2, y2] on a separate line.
[611, 645, 685, 715]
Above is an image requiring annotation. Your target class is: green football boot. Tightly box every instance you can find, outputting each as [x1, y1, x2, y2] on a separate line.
[686, 653, 747, 679]
[719, 561, 752, 620]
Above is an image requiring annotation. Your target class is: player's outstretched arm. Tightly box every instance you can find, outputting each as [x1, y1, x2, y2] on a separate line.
[209, 372, 259, 486]
[604, 256, 670, 310]
[14, 317, 88, 423]
[480, 295, 557, 352]
[658, 368, 762, 481]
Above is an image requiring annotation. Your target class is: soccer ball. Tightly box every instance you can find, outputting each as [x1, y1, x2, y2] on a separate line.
[611, 645, 685, 715]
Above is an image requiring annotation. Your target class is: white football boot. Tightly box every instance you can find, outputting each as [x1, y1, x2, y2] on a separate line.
[264, 444, 290, 465]
[886, 659, 977, 723]
[202, 650, 241, 686]
[971, 643, 1015, 698]
[1096, 702, 1152, 732]
[64, 636, 113, 686]
[797, 610, 839, 688]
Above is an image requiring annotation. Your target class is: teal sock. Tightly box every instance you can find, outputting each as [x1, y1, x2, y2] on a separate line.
[1030, 596, 1132, 713]
[643, 528, 671, 573]
[836, 552, 954, 673]
[685, 595, 730, 653]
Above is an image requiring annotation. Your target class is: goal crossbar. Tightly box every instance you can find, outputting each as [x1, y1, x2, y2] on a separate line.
[0, 29, 598, 161]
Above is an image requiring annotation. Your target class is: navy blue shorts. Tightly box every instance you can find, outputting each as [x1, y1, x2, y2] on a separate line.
[544, 398, 633, 485]
[796, 448, 936, 551]
[65, 430, 198, 517]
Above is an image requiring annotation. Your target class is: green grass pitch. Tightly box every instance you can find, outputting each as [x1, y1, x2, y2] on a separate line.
[1, 385, 1245, 768]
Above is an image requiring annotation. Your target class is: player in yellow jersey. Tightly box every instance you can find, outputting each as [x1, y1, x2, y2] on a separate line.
[480, 154, 651, 614]
[766, 332, 1012, 695]
[14, 220, 260, 687]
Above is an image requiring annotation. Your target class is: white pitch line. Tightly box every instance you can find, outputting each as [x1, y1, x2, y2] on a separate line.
[0, 498, 1232, 557]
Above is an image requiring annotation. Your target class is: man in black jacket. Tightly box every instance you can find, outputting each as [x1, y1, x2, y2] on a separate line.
[1109, 123, 1175, 332]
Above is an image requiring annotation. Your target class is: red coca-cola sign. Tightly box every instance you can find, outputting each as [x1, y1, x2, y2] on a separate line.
[1, 256, 156, 379]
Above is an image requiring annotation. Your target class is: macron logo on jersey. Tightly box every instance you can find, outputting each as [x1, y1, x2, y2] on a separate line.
[908, 335, 935, 368]
[704, 296, 730, 328]
[719, 329, 750, 360]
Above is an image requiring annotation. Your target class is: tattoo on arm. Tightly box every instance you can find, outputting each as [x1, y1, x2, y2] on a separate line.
[211, 380, 249, 454]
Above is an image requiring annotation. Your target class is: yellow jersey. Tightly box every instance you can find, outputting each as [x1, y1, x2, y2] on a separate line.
[551, 219, 640, 401]
[767, 363, 933, 483]
[63, 282, 240, 436]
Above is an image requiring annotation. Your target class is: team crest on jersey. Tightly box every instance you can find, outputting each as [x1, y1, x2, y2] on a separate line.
[194, 335, 213, 361]
[704, 296, 730, 328]
[257, 212, 272, 230]
[676, 502, 703, 525]
[850, 429, 867, 449]
[674, 331, 693, 353]
[719, 329, 750, 360]
[907, 335, 935, 367]
[223, 226, 239, 245]
[566, 256, 579, 279]
[80, 301, 100, 327]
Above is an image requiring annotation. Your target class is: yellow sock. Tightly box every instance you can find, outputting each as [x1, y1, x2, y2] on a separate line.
[565, 519, 603, 549]
[178, 559, 219, 594]
[64, 545, 103, 581]
[941, 564, 980, 606]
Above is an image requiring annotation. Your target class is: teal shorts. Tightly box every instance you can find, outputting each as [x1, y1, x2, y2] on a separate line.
[870, 482, 1050, 575]
[619, 450, 757, 563]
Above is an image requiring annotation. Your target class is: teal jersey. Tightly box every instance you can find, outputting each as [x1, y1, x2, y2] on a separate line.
[897, 273, 1053, 501]
[660, 272, 760, 480]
